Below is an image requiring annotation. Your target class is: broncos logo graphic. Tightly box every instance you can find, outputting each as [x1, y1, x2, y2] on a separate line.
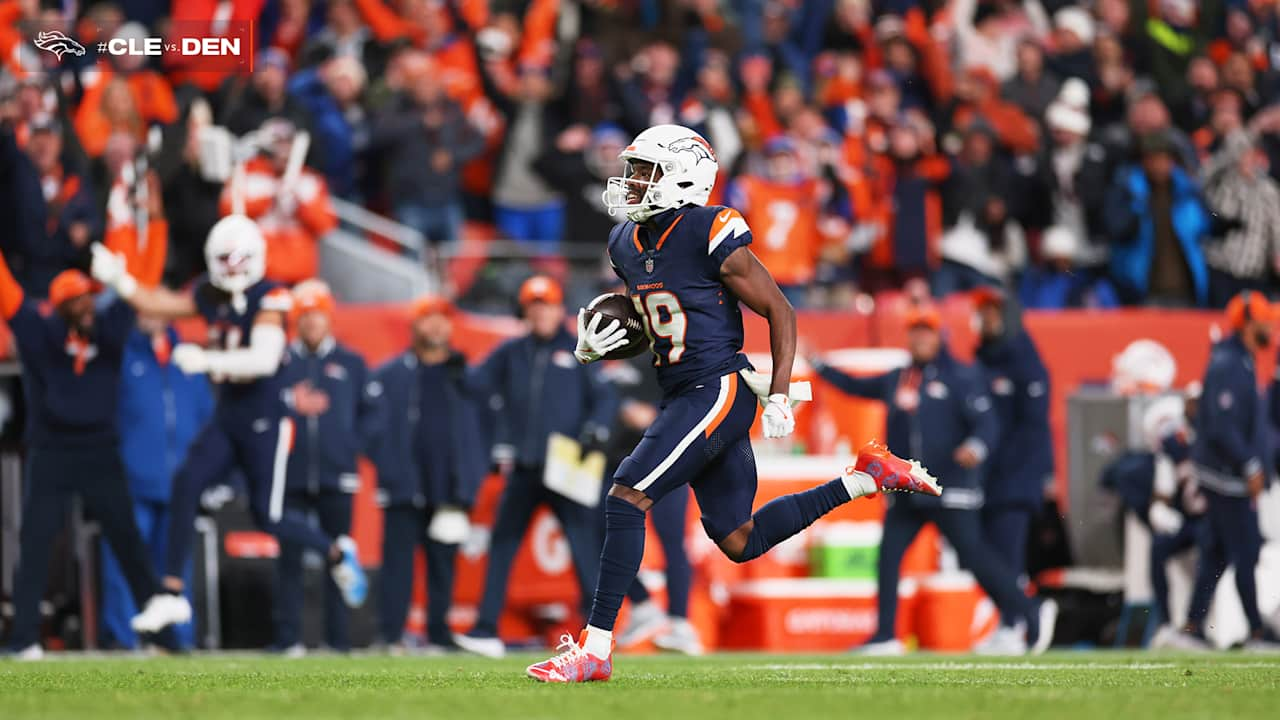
[33, 30, 86, 61]
[667, 136, 717, 165]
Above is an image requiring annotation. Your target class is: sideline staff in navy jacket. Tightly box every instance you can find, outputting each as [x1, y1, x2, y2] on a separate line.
[809, 305, 1053, 654]
[0, 258, 164, 656]
[972, 287, 1053, 628]
[273, 280, 373, 653]
[1182, 291, 1278, 648]
[99, 319, 214, 650]
[454, 276, 619, 659]
[367, 294, 487, 650]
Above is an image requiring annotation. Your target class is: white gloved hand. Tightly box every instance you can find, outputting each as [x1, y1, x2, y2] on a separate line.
[427, 505, 471, 545]
[1148, 499, 1184, 535]
[761, 393, 795, 439]
[172, 343, 212, 375]
[89, 243, 138, 298]
[574, 308, 629, 364]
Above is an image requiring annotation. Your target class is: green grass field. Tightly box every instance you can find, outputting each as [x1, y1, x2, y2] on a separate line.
[2, 652, 1277, 720]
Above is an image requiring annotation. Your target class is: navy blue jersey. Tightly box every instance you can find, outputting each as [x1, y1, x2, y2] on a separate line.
[193, 277, 293, 412]
[10, 299, 135, 447]
[607, 205, 753, 396]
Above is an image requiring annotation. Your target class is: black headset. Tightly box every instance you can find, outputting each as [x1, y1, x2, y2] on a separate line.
[1239, 290, 1258, 323]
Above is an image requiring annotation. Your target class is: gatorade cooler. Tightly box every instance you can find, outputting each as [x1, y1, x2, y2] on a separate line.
[719, 578, 919, 651]
[914, 572, 999, 652]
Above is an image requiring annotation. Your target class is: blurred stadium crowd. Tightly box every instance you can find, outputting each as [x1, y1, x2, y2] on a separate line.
[6, 0, 1280, 311]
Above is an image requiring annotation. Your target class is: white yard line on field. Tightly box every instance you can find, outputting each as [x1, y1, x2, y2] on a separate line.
[744, 662, 1278, 671]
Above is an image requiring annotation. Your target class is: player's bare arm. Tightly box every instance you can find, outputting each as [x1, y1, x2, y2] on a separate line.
[720, 246, 796, 397]
[89, 242, 198, 318]
[121, 283, 199, 319]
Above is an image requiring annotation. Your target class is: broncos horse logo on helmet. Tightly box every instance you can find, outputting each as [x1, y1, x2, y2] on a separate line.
[667, 136, 717, 165]
[33, 30, 86, 61]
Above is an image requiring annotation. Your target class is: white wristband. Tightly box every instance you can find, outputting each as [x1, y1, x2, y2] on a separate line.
[116, 273, 138, 299]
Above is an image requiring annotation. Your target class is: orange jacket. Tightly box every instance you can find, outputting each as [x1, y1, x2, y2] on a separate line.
[953, 101, 1039, 155]
[219, 157, 337, 285]
[0, 241, 23, 321]
[0, 1, 25, 79]
[74, 65, 177, 157]
[516, 0, 559, 67]
[354, 0, 486, 45]
[903, 8, 954, 106]
[104, 178, 168, 288]
[743, 91, 783, 142]
[864, 153, 949, 270]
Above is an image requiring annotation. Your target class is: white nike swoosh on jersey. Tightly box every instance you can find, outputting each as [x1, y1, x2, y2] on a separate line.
[718, 210, 732, 223]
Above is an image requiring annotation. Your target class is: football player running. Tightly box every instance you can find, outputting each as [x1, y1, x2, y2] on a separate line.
[526, 125, 940, 683]
[90, 215, 368, 634]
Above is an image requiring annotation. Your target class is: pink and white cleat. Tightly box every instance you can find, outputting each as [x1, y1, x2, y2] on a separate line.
[525, 632, 613, 683]
[851, 440, 941, 496]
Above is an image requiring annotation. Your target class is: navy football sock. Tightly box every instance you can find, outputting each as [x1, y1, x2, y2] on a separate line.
[739, 478, 850, 562]
[587, 495, 648, 631]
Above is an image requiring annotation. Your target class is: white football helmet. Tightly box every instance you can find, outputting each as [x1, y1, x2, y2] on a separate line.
[205, 214, 266, 294]
[603, 124, 719, 222]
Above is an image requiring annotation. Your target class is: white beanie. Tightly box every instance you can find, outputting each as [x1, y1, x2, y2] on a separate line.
[1041, 225, 1080, 260]
[1046, 101, 1091, 136]
[1058, 77, 1091, 110]
[1054, 7, 1096, 46]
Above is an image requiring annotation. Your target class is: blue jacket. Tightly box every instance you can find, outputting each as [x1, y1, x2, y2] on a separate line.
[470, 328, 619, 468]
[117, 328, 214, 502]
[1019, 267, 1121, 310]
[366, 349, 488, 508]
[278, 337, 373, 495]
[1192, 334, 1268, 497]
[975, 330, 1054, 508]
[816, 348, 999, 509]
[288, 68, 363, 199]
[1104, 165, 1212, 306]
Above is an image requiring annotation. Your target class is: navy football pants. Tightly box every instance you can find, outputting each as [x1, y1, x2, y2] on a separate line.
[9, 445, 160, 649]
[1186, 489, 1265, 632]
[982, 503, 1034, 627]
[469, 465, 601, 637]
[166, 410, 333, 580]
[379, 504, 459, 646]
[873, 500, 1036, 642]
[613, 372, 761, 540]
[274, 490, 353, 650]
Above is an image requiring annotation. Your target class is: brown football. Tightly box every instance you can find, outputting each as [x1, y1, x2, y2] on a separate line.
[584, 292, 649, 360]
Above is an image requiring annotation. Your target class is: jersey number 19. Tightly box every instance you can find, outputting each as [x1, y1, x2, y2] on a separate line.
[632, 291, 687, 365]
